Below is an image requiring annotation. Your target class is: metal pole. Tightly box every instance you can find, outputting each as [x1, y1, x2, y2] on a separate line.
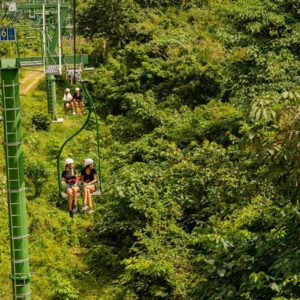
[44, 2, 59, 120]
[42, 4, 46, 74]
[57, 85, 92, 191]
[46, 74, 57, 120]
[73, 0, 76, 83]
[34, 0, 38, 22]
[15, 31, 20, 59]
[82, 83, 102, 192]
[50, 75, 57, 120]
[1, 68, 32, 300]
[58, 0, 62, 75]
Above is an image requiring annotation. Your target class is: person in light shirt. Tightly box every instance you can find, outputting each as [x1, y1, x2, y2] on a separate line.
[63, 88, 75, 119]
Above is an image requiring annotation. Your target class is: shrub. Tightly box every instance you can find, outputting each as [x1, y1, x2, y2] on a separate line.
[50, 272, 79, 300]
[32, 113, 51, 131]
[24, 157, 50, 198]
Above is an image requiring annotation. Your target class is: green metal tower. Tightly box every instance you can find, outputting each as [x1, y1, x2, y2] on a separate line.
[46, 75, 57, 119]
[0, 1, 88, 298]
[1, 62, 32, 299]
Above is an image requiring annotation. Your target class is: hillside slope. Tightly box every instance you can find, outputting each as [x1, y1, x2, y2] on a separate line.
[0, 71, 106, 299]
[0, 0, 299, 299]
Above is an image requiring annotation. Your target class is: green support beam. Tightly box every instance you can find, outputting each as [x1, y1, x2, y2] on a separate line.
[1, 68, 32, 300]
[44, 4, 68, 119]
[45, 1, 77, 119]
[0, 55, 88, 69]
[17, 3, 69, 9]
[46, 75, 57, 120]
[49, 6, 68, 54]
[19, 54, 88, 65]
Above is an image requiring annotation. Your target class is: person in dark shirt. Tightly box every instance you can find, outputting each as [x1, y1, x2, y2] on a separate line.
[73, 87, 84, 115]
[81, 158, 97, 214]
[61, 158, 80, 217]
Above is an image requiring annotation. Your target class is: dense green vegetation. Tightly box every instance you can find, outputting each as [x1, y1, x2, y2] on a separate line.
[0, 0, 299, 299]
[78, 0, 300, 298]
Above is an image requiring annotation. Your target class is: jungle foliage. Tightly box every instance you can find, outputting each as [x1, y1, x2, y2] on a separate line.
[76, 0, 300, 299]
[0, 0, 299, 299]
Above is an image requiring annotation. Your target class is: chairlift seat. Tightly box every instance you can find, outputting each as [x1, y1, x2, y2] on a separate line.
[20, 61, 43, 67]
[61, 191, 81, 198]
[81, 181, 101, 196]
[91, 190, 101, 196]
[57, 81, 102, 197]
[61, 179, 101, 198]
[46, 65, 61, 75]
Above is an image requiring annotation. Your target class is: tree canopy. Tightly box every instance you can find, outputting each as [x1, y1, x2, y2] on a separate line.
[0, 0, 299, 298]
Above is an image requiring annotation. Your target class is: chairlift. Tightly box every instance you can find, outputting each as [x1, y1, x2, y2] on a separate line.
[42, 2, 62, 75]
[61, 178, 101, 198]
[57, 80, 102, 198]
[64, 59, 94, 84]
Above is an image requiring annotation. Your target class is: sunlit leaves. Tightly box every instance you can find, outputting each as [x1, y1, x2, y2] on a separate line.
[245, 88, 300, 206]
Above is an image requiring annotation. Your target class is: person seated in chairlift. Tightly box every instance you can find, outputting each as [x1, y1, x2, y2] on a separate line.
[63, 88, 75, 119]
[81, 158, 97, 214]
[73, 87, 84, 115]
[61, 158, 80, 218]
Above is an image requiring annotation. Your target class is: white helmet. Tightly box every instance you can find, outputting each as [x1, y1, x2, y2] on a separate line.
[65, 88, 70, 92]
[84, 158, 93, 166]
[75, 87, 80, 92]
[65, 158, 74, 165]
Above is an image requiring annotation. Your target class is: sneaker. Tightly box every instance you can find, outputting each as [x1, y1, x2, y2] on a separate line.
[72, 205, 78, 213]
[82, 205, 88, 211]
[73, 112, 76, 115]
[69, 211, 73, 218]
[87, 209, 94, 214]
[65, 115, 68, 120]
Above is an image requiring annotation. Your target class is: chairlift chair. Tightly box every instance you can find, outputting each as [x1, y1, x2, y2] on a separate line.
[57, 80, 102, 198]
[60, 177, 101, 198]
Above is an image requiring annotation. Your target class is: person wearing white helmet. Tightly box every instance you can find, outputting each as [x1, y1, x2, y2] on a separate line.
[62, 158, 80, 217]
[81, 158, 97, 214]
[63, 88, 75, 119]
[73, 87, 84, 115]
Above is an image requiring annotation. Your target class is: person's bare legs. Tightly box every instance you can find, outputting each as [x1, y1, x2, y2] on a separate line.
[67, 188, 73, 211]
[73, 186, 79, 206]
[75, 101, 79, 114]
[85, 188, 91, 207]
[83, 186, 88, 206]
[87, 189, 92, 208]
[88, 193, 93, 208]
[65, 103, 69, 115]
[70, 102, 75, 113]
[79, 102, 84, 114]
[87, 185, 96, 208]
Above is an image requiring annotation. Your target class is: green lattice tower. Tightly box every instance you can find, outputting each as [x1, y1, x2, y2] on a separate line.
[46, 75, 57, 120]
[1, 65, 32, 299]
[44, 3, 64, 121]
